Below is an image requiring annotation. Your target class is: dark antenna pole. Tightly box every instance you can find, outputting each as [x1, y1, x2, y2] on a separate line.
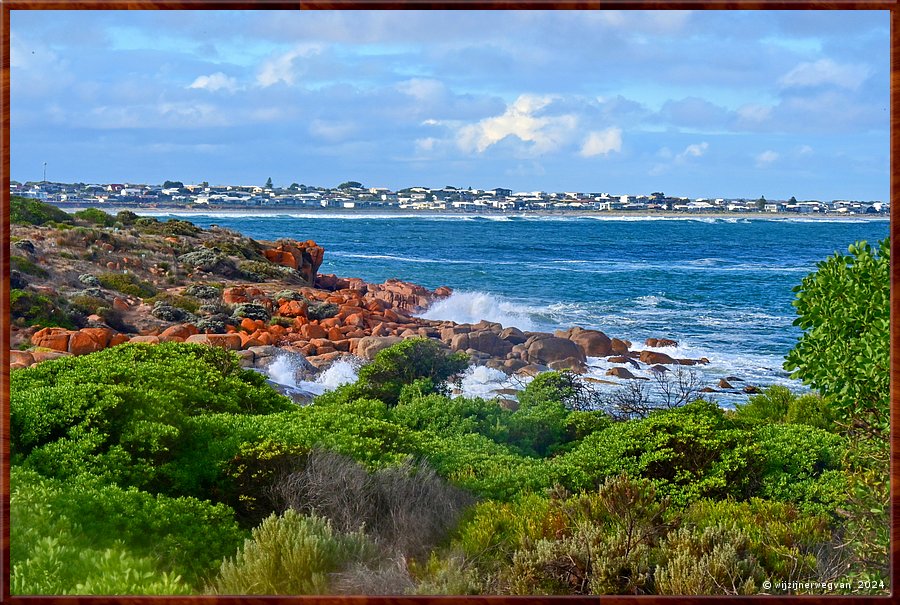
[43, 162, 47, 183]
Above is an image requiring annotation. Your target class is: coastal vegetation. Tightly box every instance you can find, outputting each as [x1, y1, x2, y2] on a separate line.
[8, 200, 889, 595]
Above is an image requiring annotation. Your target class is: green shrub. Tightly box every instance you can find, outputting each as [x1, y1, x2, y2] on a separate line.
[10, 289, 77, 329]
[306, 301, 339, 321]
[185, 284, 221, 299]
[145, 293, 201, 314]
[10, 343, 293, 494]
[10, 255, 49, 278]
[354, 338, 469, 407]
[210, 510, 376, 595]
[733, 385, 795, 426]
[239, 260, 296, 282]
[73, 208, 115, 227]
[116, 210, 139, 225]
[97, 272, 157, 298]
[391, 393, 510, 442]
[786, 393, 834, 431]
[557, 401, 758, 506]
[232, 303, 271, 322]
[69, 294, 107, 316]
[11, 467, 243, 590]
[10, 196, 72, 226]
[10, 469, 192, 595]
[785, 238, 889, 444]
[654, 525, 763, 595]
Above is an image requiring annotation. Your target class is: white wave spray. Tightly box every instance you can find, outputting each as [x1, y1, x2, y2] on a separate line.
[419, 290, 537, 331]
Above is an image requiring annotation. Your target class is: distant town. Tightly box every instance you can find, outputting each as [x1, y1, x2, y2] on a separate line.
[10, 179, 889, 216]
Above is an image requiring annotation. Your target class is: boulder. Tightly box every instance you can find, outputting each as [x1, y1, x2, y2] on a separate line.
[548, 357, 587, 373]
[610, 338, 631, 355]
[30, 350, 70, 364]
[523, 334, 587, 366]
[568, 328, 613, 357]
[718, 378, 734, 389]
[639, 350, 677, 365]
[185, 333, 242, 350]
[264, 239, 324, 284]
[160, 324, 200, 342]
[645, 337, 678, 348]
[499, 326, 527, 345]
[129, 335, 161, 344]
[31, 327, 71, 352]
[356, 336, 403, 360]
[9, 350, 35, 366]
[452, 330, 513, 358]
[606, 366, 637, 379]
[68, 329, 109, 355]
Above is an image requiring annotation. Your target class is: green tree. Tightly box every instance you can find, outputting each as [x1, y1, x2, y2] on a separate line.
[265, 177, 273, 189]
[163, 181, 184, 189]
[337, 181, 363, 190]
[784, 238, 890, 579]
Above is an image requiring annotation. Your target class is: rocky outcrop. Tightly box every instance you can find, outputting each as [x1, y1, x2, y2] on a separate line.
[645, 337, 678, 347]
[522, 333, 587, 372]
[556, 327, 613, 357]
[356, 336, 404, 360]
[639, 350, 678, 365]
[263, 239, 325, 285]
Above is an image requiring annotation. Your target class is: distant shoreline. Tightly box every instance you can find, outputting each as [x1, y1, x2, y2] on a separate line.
[54, 203, 889, 222]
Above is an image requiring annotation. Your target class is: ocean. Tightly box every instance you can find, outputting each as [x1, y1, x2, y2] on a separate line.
[142, 211, 889, 404]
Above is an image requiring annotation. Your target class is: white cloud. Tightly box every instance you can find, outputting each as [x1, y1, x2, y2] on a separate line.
[309, 119, 356, 142]
[397, 78, 445, 102]
[188, 72, 238, 93]
[736, 103, 772, 123]
[415, 137, 438, 153]
[798, 144, 814, 155]
[256, 44, 323, 87]
[778, 59, 870, 90]
[579, 127, 623, 157]
[676, 142, 708, 162]
[456, 94, 578, 155]
[756, 150, 780, 167]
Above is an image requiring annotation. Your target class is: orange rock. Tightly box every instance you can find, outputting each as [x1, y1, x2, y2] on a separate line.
[269, 324, 287, 336]
[327, 326, 343, 341]
[225, 325, 237, 333]
[309, 338, 332, 349]
[10, 350, 35, 366]
[81, 327, 113, 348]
[240, 318, 258, 332]
[31, 350, 71, 363]
[241, 337, 263, 349]
[10, 362, 28, 371]
[371, 322, 386, 336]
[332, 339, 350, 352]
[316, 343, 336, 355]
[278, 300, 308, 317]
[160, 324, 200, 341]
[263, 249, 298, 270]
[383, 309, 399, 322]
[318, 317, 340, 329]
[343, 313, 365, 327]
[129, 335, 160, 344]
[292, 317, 308, 329]
[109, 333, 129, 346]
[112, 297, 130, 311]
[31, 328, 71, 352]
[346, 329, 368, 339]
[256, 332, 275, 346]
[254, 319, 267, 330]
[301, 323, 328, 340]
[68, 331, 105, 356]
[185, 333, 242, 350]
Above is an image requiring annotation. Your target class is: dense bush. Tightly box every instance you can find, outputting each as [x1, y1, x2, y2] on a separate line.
[306, 301, 339, 321]
[353, 338, 468, 406]
[10, 288, 77, 329]
[10, 255, 49, 278]
[97, 271, 157, 298]
[232, 303, 271, 322]
[185, 284, 221, 299]
[11, 343, 293, 493]
[10, 196, 72, 226]
[239, 260, 297, 282]
[73, 207, 115, 227]
[785, 238, 889, 443]
[210, 510, 376, 595]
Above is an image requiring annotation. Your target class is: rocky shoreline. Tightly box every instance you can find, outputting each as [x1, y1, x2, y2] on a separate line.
[10, 206, 761, 402]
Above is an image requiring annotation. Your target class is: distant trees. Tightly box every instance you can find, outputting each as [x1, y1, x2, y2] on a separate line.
[338, 181, 363, 190]
[163, 180, 184, 189]
[265, 177, 274, 189]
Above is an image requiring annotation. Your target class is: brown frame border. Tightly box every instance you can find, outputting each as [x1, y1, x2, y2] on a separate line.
[0, 3, 896, 603]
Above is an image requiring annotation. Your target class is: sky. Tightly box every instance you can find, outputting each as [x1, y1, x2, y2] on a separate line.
[9, 10, 890, 200]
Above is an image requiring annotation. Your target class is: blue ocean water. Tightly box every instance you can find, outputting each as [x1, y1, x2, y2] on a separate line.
[149, 211, 889, 398]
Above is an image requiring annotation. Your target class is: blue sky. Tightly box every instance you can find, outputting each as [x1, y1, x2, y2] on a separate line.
[10, 10, 889, 200]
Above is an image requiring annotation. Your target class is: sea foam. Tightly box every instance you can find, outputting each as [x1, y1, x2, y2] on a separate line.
[419, 290, 539, 331]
